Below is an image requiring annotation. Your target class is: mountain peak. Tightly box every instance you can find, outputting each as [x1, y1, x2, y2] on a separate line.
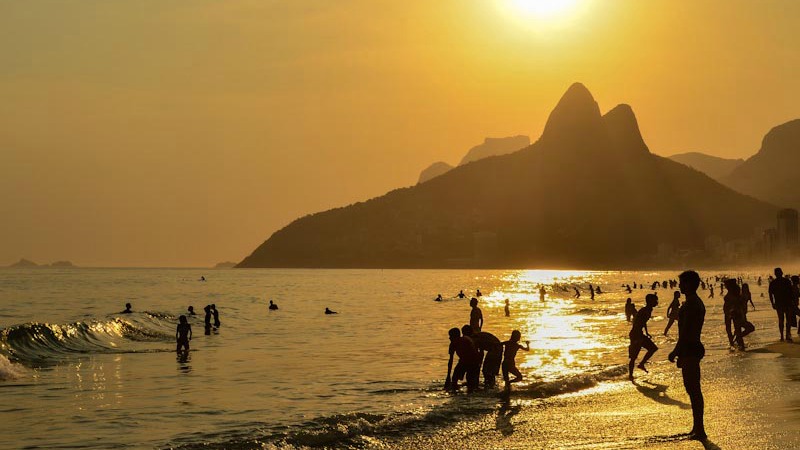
[540, 82, 603, 145]
[602, 104, 650, 156]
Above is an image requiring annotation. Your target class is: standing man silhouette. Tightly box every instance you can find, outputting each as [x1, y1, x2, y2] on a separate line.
[769, 267, 794, 341]
[668, 270, 707, 441]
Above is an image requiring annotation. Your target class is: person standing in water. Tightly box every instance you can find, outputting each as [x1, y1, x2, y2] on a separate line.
[501, 330, 530, 387]
[203, 305, 212, 335]
[504, 299, 510, 317]
[539, 286, 546, 301]
[211, 304, 221, 329]
[176, 315, 192, 352]
[625, 298, 636, 322]
[476, 289, 483, 297]
[723, 279, 745, 350]
[668, 270, 707, 441]
[628, 294, 658, 380]
[664, 291, 681, 336]
[462, 325, 503, 389]
[470, 298, 483, 332]
[445, 327, 480, 392]
[457, 290, 467, 299]
[769, 267, 794, 341]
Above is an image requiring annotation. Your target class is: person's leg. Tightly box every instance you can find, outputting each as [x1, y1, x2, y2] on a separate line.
[628, 342, 641, 379]
[777, 309, 785, 340]
[724, 312, 734, 346]
[639, 339, 658, 368]
[664, 318, 675, 335]
[681, 358, 705, 439]
[509, 365, 523, 383]
[784, 309, 794, 341]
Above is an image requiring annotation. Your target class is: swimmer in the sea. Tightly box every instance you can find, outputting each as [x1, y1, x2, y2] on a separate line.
[121, 303, 132, 314]
[269, 300, 278, 310]
[176, 315, 192, 352]
[325, 307, 338, 314]
[187, 305, 196, 316]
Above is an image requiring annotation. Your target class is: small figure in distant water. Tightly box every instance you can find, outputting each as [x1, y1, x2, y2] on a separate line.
[445, 327, 480, 392]
[200, 276, 206, 282]
[596, 286, 602, 294]
[435, 294, 443, 302]
[574, 287, 580, 298]
[769, 267, 794, 341]
[269, 300, 278, 310]
[633, 282, 637, 289]
[204, 305, 212, 335]
[121, 303, 132, 314]
[625, 298, 636, 322]
[628, 293, 658, 380]
[501, 330, 530, 387]
[187, 305, 196, 316]
[664, 291, 681, 336]
[668, 270, 707, 441]
[504, 298, 510, 317]
[626, 284, 632, 294]
[211, 304, 220, 329]
[457, 290, 467, 299]
[590, 284, 595, 300]
[539, 286, 546, 302]
[470, 298, 483, 332]
[325, 307, 338, 314]
[176, 315, 192, 352]
[476, 289, 483, 297]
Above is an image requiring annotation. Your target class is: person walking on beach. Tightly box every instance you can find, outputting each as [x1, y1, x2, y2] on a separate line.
[628, 293, 658, 380]
[664, 291, 681, 336]
[668, 270, 707, 441]
[462, 325, 503, 388]
[501, 330, 530, 387]
[445, 327, 480, 392]
[769, 267, 794, 341]
[176, 315, 192, 352]
[470, 298, 483, 332]
[723, 279, 745, 350]
[504, 298, 510, 317]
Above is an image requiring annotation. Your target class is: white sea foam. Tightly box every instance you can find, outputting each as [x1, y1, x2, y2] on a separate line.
[0, 354, 24, 381]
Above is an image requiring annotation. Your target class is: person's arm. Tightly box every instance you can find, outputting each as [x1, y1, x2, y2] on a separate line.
[522, 341, 530, 351]
[769, 284, 776, 309]
[188, 325, 192, 340]
[644, 322, 651, 338]
[479, 311, 483, 329]
[445, 350, 454, 389]
[176, 326, 179, 340]
[749, 295, 755, 310]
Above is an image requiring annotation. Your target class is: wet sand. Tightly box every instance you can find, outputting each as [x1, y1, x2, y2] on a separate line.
[386, 345, 800, 450]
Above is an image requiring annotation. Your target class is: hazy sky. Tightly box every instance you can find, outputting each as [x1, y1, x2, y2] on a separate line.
[1, 0, 799, 267]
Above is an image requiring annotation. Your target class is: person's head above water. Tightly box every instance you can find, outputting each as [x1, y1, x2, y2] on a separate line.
[448, 327, 461, 340]
[645, 293, 658, 307]
[461, 324, 473, 336]
[188, 306, 194, 312]
[775, 267, 784, 278]
[125, 303, 131, 310]
[179, 315, 187, 324]
[678, 270, 701, 294]
[510, 330, 521, 342]
[470, 298, 478, 307]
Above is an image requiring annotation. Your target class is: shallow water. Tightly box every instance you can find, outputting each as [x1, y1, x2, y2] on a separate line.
[0, 268, 783, 449]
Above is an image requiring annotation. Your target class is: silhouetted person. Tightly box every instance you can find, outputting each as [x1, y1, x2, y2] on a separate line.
[539, 286, 546, 301]
[664, 291, 680, 336]
[211, 304, 220, 329]
[628, 293, 658, 380]
[476, 289, 483, 297]
[590, 285, 595, 300]
[269, 300, 278, 310]
[668, 270, 707, 441]
[757, 276, 763, 287]
[187, 305, 196, 316]
[470, 298, 483, 332]
[176, 315, 192, 352]
[203, 305, 212, 335]
[457, 290, 466, 299]
[445, 327, 480, 392]
[723, 279, 745, 350]
[504, 299, 510, 317]
[633, 282, 637, 289]
[708, 285, 714, 299]
[625, 298, 636, 322]
[200, 276, 206, 281]
[435, 294, 443, 302]
[596, 286, 602, 294]
[462, 325, 503, 388]
[792, 275, 800, 336]
[121, 303, 132, 314]
[769, 267, 794, 341]
[502, 330, 529, 387]
[626, 284, 632, 294]
[574, 287, 580, 298]
[325, 307, 337, 314]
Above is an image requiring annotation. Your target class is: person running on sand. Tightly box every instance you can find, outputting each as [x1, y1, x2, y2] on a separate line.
[769, 267, 795, 341]
[501, 330, 530, 386]
[664, 291, 681, 336]
[445, 327, 480, 392]
[176, 315, 192, 352]
[628, 293, 658, 380]
[669, 270, 707, 441]
[470, 298, 483, 332]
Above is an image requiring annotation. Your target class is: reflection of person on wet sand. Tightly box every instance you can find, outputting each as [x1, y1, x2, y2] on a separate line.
[628, 294, 658, 380]
[501, 330, 529, 387]
[176, 315, 192, 352]
[668, 270, 707, 441]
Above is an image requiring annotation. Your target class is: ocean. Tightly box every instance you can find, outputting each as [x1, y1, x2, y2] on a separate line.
[2, 268, 800, 449]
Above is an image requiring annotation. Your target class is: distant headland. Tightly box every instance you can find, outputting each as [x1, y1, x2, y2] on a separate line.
[7, 259, 77, 268]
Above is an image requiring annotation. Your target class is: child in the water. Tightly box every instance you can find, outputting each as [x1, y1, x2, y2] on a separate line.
[501, 330, 530, 386]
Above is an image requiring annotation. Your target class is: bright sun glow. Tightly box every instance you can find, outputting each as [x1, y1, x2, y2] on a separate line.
[512, 0, 578, 19]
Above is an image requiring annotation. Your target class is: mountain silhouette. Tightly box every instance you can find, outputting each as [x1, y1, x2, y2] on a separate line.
[722, 119, 800, 209]
[418, 161, 454, 184]
[669, 152, 744, 181]
[239, 83, 776, 268]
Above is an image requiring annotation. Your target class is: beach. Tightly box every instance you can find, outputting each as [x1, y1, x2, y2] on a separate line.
[2, 268, 800, 449]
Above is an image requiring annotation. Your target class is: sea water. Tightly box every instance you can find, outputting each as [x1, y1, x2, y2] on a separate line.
[0, 268, 783, 449]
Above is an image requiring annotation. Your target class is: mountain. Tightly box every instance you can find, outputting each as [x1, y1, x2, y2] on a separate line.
[239, 83, 777, 269]
[9, 258, 38, 268]
[722, 119, 800, 209]
[458, 135, 531, 166]
[418, 161, 454, 184]
[214, 261, 237, 268]
[417, 136, 530, 184]
[668, 152, 744, 181]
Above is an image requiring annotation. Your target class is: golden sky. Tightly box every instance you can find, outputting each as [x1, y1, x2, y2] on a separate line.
[1, 0, 799, 267]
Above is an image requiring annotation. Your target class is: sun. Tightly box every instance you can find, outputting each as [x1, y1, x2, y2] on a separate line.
[511, 0, 579, 19]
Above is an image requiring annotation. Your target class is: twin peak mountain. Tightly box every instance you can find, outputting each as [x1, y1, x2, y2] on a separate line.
[239, 83, 774, 268]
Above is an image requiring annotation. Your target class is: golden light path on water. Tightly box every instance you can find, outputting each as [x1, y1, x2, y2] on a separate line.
[483, 270, 622, 381]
